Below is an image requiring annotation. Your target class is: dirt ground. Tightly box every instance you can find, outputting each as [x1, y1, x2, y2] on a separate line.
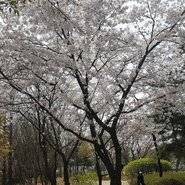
[100, 180, 129, 185]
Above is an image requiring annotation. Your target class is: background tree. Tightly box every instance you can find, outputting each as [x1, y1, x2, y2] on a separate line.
[153, 111, 185, 171]
[75, 141, 94, 172]
[0, 114, 12, 185]
[147, 60, 185, 174]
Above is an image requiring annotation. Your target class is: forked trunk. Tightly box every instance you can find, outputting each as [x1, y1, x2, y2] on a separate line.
[95, 142, 122, 185]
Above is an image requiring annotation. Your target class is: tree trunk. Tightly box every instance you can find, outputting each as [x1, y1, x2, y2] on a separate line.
[8, 123, 12, 185]
[2, 156, 7, 185]
[59, 165, 62, 178]
[87, 113, 122, 185]
[42, 148, 56, 185]
[63, 161, 70, 185]
[109, 162, 122, 185]
[95, 154, 102, 185]
[152, 134, 162, 177]
[176, 158, 181, 172]
[110, 133, 122, 185]
[34, 175, 38, 185]
[37, 156, 44, 185]
[53, 151, 57, 185]
[94, 138, 122, 185]
[157, 157, 162, 177]
[7, 150, 12, 185]
[110, 173, 122, 185]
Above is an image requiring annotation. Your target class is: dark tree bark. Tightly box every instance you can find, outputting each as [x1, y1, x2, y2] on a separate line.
[40, 136, 56, 185]
[53, 151, 57, 185]
[175, 158, 181, 172]
[57, 140, 79, 185]
[152, 133, 163, 177]
[2, 156, 7, 185]
[95, 154, 102, 185]
[63, 160, 70, 185]
[8, 123, 13, 185]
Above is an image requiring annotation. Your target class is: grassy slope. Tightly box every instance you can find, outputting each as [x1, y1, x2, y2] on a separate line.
[144, 171, 185, 185]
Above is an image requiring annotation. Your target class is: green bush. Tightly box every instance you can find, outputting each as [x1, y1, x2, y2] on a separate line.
[144, 171, 185, 185]
[124, 158, 172, 177]
[73, 172, 98, 185]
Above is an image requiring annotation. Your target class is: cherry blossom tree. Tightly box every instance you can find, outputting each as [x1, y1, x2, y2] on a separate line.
[0, 0, 185, 184]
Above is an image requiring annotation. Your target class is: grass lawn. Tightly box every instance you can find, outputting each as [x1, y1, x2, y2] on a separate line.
[144, 171, 185, 185]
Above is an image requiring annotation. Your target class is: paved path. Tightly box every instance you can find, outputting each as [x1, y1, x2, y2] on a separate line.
[101, 180, 129, 185]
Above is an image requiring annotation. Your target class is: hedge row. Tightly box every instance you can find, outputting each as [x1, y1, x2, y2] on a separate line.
[124, 158, 172, 177]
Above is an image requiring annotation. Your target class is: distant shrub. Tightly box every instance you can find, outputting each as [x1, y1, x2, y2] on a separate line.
[73, 172, 98, 185]
[124, 158, 172, 177]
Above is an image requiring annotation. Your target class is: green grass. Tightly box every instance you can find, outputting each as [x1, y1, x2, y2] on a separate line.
[71, 172, 99, 185]
[36, 177, 64, 185]
[131, 171, 185, 185]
